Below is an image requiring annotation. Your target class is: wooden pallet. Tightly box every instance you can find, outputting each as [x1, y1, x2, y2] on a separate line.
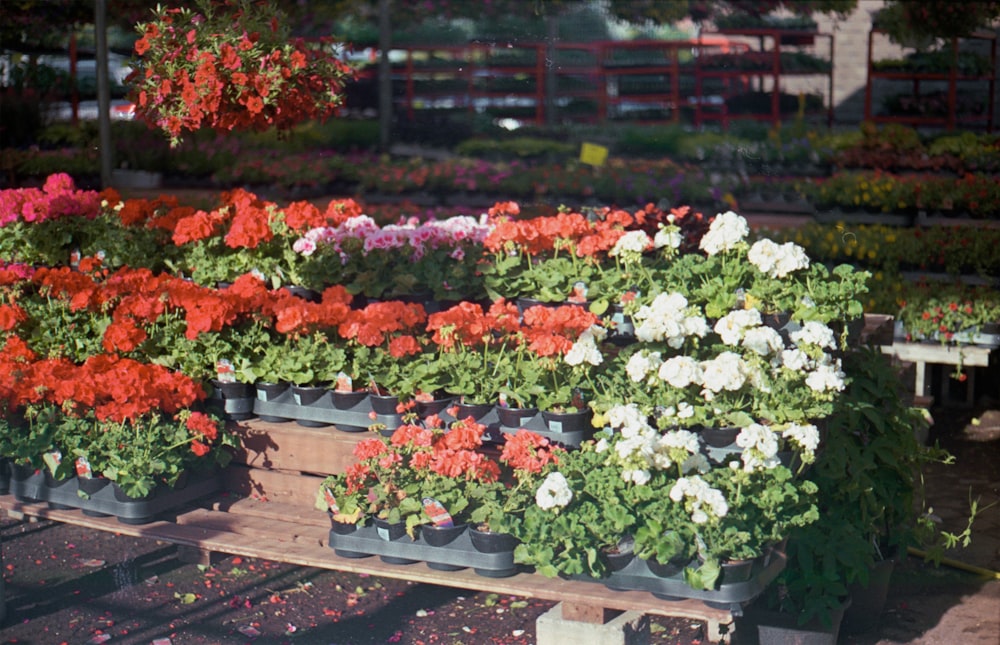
[0, 418, 739, 641]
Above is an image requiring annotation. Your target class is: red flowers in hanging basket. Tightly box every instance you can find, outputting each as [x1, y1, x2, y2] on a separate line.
[128, 0, 355, 145]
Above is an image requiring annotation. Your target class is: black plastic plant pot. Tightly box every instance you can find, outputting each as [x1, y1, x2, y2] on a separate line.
[331, 390, 368, 410]
[421, 523, 468, 547]
[469, 527, 519, 554]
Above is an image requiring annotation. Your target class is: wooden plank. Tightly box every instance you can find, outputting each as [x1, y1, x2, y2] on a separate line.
[208, 495, 331, 529]
[222, 464, 326, 508]
[882, 342, 992, 367]
[0, 496, 733, 625]
[229, 420, 366, 474]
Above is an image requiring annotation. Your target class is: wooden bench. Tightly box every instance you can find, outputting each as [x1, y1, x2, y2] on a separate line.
[880, 340, 995, 407]
[1, 418, 740, 644]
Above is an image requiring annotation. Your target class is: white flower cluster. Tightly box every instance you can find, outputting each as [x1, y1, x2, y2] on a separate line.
[782, 423, 820, 464]
[669, 475, 729, 524]
[631, 292, 709, 347]
[699, 210, 749, 256]
[790, 321, 837, 350]
[609, 230, 653, 258]
[747, 238, 810, 278]
[564, 324, 607, 367]
[535, 471, 573, 510]
[735, 423, 781, 472]
[653, 224, 682, 251]
[700, 351, 749, 395]
[624, 349, 663, 384]
[778, 321, 846, 394]
[714, 309, 762, 345]
[742, 325, 785, 356]
[596, 404, 707, 485]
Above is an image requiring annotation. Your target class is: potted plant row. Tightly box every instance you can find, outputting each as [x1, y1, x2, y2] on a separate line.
[0, 350, 235, 524]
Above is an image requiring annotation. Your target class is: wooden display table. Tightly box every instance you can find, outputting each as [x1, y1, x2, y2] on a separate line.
[1, 418, 742, 643]
[880, 341, 994, 406]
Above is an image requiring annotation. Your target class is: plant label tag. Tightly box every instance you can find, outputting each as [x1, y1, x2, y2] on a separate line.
[422, 497, 454, 527]
[335, 372, 353, 392]
[323, 488, 339, 513]
[567, 281, 588, 303]
[75, 456, 94, 479]
[216, 359, 236, 383]
[580, 142, 608, 167]
[43, 450, 62, 474]
[498, 392, 509, 408]
[69, 249, 81, 268]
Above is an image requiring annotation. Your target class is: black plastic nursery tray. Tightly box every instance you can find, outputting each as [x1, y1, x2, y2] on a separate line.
[252, 388, 404, 432]
[327, 525, 518, 578]
[436, 407, 594, 449]
[598, 548, 787, 609]
[8, 469, 223, 524]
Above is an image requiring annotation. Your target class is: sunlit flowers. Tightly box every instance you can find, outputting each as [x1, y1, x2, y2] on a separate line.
[669, 475, 729, 524]
[699, 210, 749, 256]
[748, 239, 810, 278]
[535, 471, 573, 510]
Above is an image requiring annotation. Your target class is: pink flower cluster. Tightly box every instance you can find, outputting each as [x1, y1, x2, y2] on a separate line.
[293, 214, 492, 263]
[0, 174, 102, 227]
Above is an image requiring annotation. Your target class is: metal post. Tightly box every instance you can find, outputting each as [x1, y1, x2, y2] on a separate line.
[95, 0, 113, 187]
[378, 0, 392, 152]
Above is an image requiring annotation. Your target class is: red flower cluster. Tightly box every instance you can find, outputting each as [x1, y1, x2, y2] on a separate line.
[128, 2, 355, 144]
[0, 346, 203, 423]
[426, 300, 520, 350]
[484, 202, 707, 258]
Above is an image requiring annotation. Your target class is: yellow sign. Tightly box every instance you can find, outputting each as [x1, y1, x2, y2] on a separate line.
[580, 142, 609, 167]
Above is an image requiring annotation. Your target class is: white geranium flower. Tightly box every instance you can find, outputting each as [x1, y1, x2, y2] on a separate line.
[805, 361, 846, 393]
[714, 308, 762, 345]
[653, 226, 682, 250]
[699, 211, 749, 256]
[625, 350, 662, 383]
[783, 423, 820, 463]
[658, 356, 702, 388]
[623, 468, 652, 485]
[669, 476, 729, 523]
[774, 241, 810, 277]
[610, 230, 652, 257]
[606, 404, 653, 436]
[791, 321, 837, 350]
[736, 423, 781, 471]
[780, 348, 811, 371]
[700, 352, 748, 393]
[748, 238, 781, 275]
[535, 472, 573, 510]
[564, 332, 603, 366]
[743, 325, 785, 356]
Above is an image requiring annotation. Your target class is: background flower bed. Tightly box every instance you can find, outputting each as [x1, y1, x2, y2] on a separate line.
[5, 120, 1000, 220]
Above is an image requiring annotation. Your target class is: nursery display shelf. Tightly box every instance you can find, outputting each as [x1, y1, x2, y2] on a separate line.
[0, 495, 738, 638]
